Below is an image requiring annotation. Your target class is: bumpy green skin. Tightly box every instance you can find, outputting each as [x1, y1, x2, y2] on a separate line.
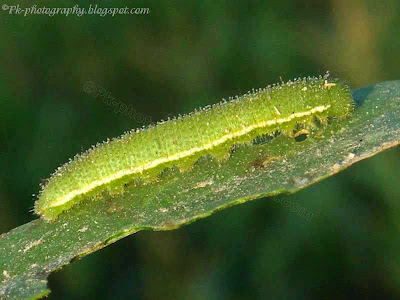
[35, 76, 353, 220]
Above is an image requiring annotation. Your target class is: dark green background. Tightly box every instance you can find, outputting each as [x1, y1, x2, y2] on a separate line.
[1, 0, 400, 299]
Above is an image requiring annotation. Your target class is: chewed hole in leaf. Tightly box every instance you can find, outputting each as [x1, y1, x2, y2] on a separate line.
[294, 129, 310, 142]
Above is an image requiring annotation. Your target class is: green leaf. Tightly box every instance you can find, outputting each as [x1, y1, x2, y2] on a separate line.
[1, 80, 399, 300]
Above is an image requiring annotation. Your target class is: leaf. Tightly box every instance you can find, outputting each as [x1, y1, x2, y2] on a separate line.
[1, 80, 399, 300]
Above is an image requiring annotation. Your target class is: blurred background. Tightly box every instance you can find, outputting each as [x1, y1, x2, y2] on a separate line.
[1, 0, 400, 299]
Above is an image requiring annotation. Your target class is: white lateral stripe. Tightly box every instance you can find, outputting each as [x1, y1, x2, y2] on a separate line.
[48, 105, 330, 208]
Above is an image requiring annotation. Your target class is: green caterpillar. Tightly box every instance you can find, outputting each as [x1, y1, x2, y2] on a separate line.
[35, 74, 354, 220]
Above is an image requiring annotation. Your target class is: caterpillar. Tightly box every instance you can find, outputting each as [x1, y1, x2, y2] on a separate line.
[34, 74, 354, 220]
